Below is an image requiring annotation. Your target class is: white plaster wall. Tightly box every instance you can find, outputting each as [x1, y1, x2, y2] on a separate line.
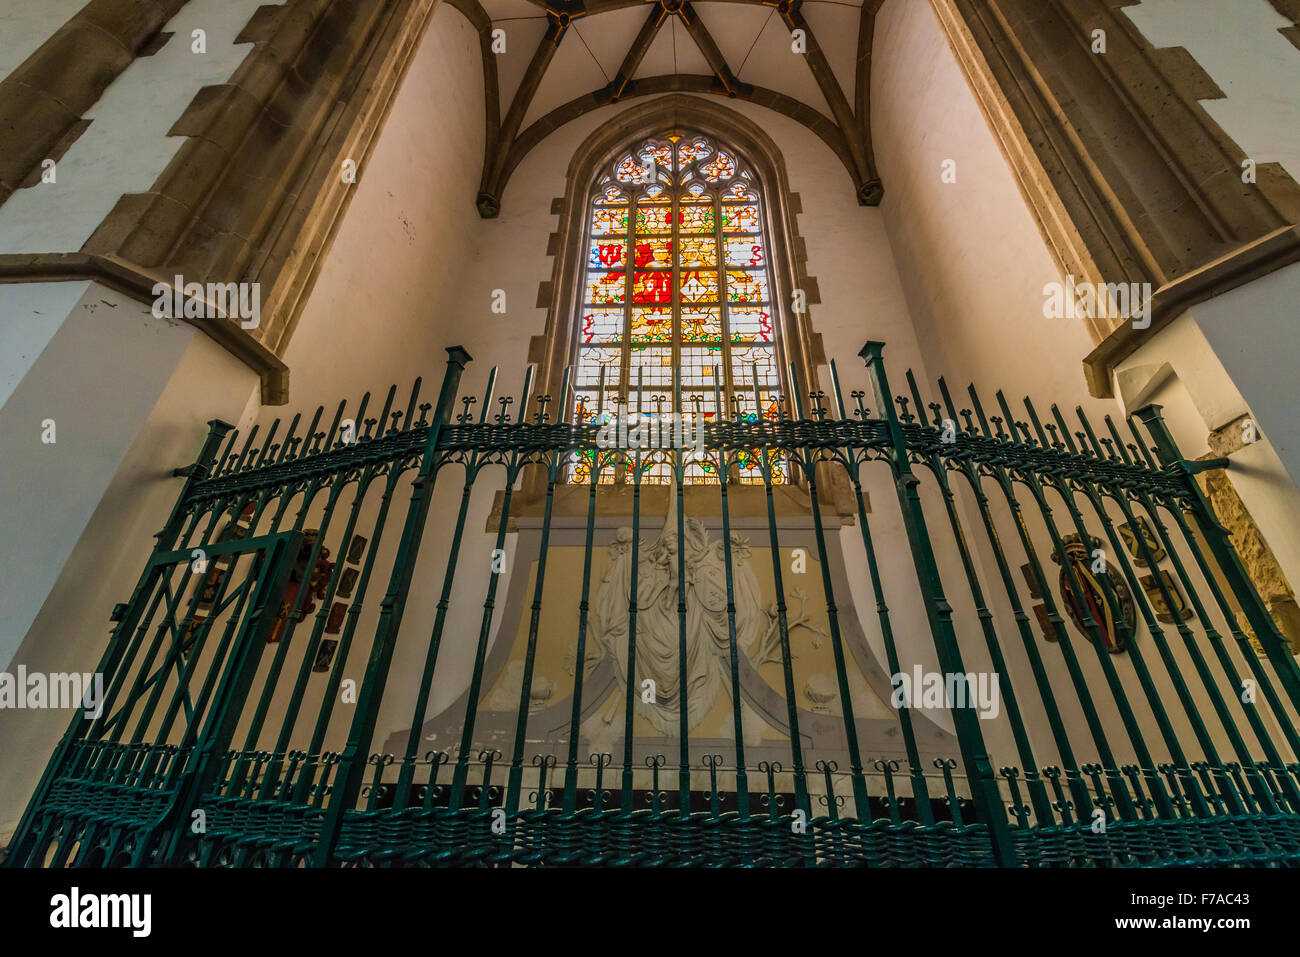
[871, 0, 1118, 423]
[1124, 0, 1300, 186]
[0, 0, 285, 254]
[0, 1, 86, 81]
[0, 282, 90, 409]
[1191, 260, 1300, 487]
[0, 288, 259, 839]
[0, 284, 196, 666]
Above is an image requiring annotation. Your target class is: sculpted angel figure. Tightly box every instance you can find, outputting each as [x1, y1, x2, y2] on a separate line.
[589, 490, 766, 736]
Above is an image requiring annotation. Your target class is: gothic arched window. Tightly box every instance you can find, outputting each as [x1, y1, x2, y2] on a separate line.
[572, 131, 784, 485]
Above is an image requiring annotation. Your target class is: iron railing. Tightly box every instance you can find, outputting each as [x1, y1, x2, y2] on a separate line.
[8, 342, 1300, 867]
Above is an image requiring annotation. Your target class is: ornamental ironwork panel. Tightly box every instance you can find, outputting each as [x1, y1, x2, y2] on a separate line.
[9, 343, 1300, 868]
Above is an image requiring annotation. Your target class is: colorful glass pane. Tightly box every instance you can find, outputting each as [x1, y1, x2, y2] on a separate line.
[567, 449, 617, 485]
[584, 271, 625, 304]
[575, 347, 622, 387]
[679, 271, 718, 304]
[591, 207, 627, 236]
[628, 347, 674, 388]
[680, 307, 722, 342]
[727, 269, 768, 304]
[588, 241, 626, 268]
[731, 344, 779, 385]
[684, 459, 721, 484]
[574, 132, 785, 485]
[631, 307, 672, 343]
[680, 346, 725, 388]
[632, 238, 672, 268]
[572, 390, 610, 425]
[736, 448, 787, 485]
[701, 152, 736, 182]
[640, 144, 673, 169]
[677, 237, 716, 268]
[635, 204, 673, 234]
[725, 180, 756, 202]
[631, 271, 673, 304]
[721, 204, 759, 232]
[616, 156, 650, 183]
[723, 237, 764, 267]
[679, 204, 715, 233]
[677, 139, 712, 165]
[727, 308, 773, 342]
[580, 308, 624, 344]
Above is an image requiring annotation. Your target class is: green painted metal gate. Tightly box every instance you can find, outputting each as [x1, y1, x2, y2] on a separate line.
[9, 343, 1300, 867]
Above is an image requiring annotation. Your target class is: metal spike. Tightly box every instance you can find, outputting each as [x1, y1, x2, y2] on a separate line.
[966, 384, 992, 437]
[215, 427, 241, 475]
[905, 370, 929, 427]
[1125, 415, 1159, 469]
[519, 365, 535, 424]
[788, 362, 806, 420]
[558, 365, 572, 425]
[994, 391, 1018, 443]
[301, 406, 324, 460]
[829, 359, 847, 420]
[323, 399, 346, 450]
[377, 385, 397, 437]
[1050, 404, 1079, 454]
[276, 413, 301, 464]
[1104, 415, 1134, 465]
[352, 393, 371, 442]
[1076, 406, 1105, 458]
[255, 419, 280, 468]
[1022, 397, 1051, 447]
[937, 377, 960, 424]
[479, 368, 497, 425]
[402, 377, 423, 431]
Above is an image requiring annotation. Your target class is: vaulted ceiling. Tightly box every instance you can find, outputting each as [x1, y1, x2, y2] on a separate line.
[450, 0, 884, 216]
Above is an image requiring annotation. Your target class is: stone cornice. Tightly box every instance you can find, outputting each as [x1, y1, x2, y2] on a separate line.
[0, 252, 289, 398]
[1083, 224, 1300, 398]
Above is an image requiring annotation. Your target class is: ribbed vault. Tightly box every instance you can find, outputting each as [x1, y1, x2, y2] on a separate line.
[448, 0, 885, 215]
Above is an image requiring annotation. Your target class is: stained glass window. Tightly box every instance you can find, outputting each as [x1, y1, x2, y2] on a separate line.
[574, 132, 785, 485]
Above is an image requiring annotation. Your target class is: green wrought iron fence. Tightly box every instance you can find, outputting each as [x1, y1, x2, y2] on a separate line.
[8, 342, 1300, 868]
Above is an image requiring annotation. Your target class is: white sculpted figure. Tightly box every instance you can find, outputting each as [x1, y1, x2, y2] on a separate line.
[589, 488, 766, 735]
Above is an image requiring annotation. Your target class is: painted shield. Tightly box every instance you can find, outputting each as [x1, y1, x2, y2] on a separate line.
[1051, 535, 1135, 653]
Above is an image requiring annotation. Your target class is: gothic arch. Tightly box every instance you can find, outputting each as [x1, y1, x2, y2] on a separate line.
[529, 95, 828, 429]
